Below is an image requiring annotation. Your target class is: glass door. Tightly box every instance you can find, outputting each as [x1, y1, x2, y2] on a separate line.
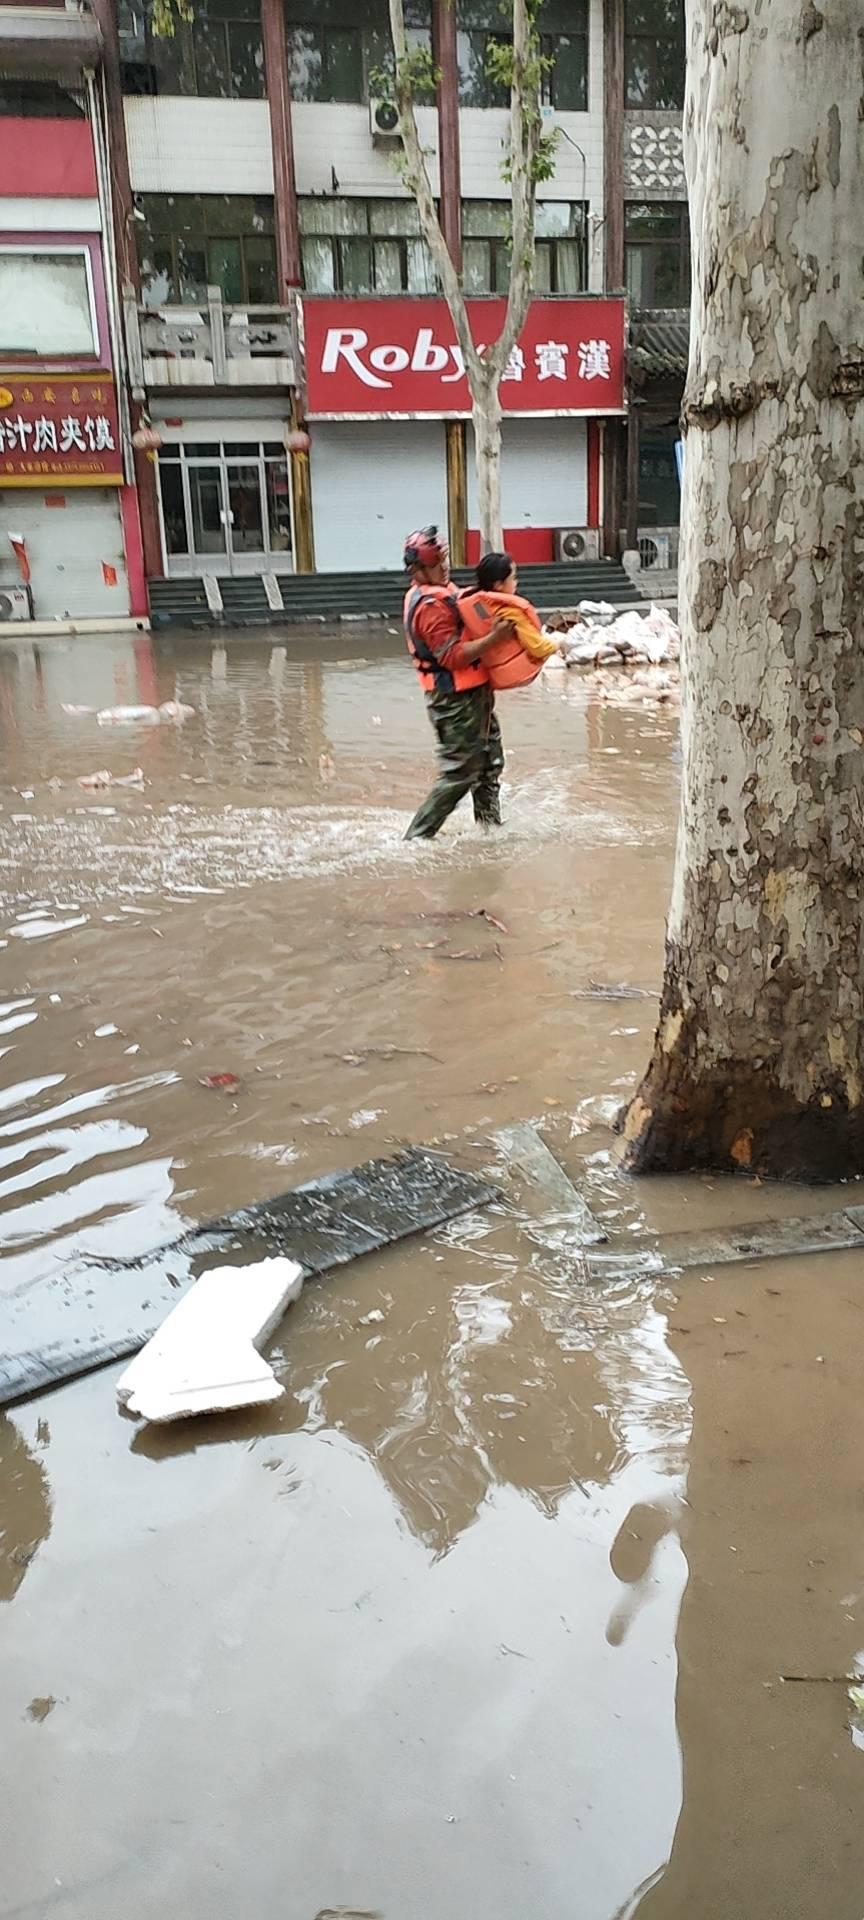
[158, 442, 294, 576]
[187, 462, 228, 561]
[225, 460, 266, 568]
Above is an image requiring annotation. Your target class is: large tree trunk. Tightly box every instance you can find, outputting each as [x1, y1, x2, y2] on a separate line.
[622, 0, 864, 1182]
[473, 383, 503, 551]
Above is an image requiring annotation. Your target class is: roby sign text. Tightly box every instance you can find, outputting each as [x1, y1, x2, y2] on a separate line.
[303, 297, 626, 418]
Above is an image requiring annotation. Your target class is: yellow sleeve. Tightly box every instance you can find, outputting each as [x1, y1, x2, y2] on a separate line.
[512, 610, 557, 661]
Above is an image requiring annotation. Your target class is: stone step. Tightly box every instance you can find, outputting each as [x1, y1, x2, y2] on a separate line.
[148, 561, 637, 630]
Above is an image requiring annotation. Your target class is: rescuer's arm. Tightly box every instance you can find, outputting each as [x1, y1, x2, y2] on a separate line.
[458, 617, 516, 665]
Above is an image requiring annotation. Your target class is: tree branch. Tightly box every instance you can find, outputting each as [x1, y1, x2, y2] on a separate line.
[388, 0, 484, 388]
[486, 0, 540, 379]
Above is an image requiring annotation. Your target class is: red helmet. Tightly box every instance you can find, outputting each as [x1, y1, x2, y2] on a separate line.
[403, 525, 448, 570]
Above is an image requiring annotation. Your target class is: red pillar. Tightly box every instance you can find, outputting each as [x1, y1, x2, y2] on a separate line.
[433, 0, 466, 565]
[261, 0, 314, 569]
[602, 0, 626, 558]
[433, 0, 462, 272]
[91, 0, 164, 586]
[261, 0, 301, 295]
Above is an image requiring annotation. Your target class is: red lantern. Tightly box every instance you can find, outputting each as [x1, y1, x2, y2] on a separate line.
[285, 428, 311, 454]
[132, 425, 163, 452]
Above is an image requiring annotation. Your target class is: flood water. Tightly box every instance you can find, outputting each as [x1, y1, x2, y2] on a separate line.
[1, 629, 863, 1920]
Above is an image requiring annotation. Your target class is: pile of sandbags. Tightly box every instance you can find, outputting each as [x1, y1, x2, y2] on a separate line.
[542, 604, 681, 708]
[544, 603, 680, 669]
[582, 663, 680, 709]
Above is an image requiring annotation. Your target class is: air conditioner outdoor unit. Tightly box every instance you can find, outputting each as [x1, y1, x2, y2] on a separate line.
[555, 526, 600, 562]
[0, 586, 32, 623]
[638, 531, 671, 570]
[369, 97, 400, 142]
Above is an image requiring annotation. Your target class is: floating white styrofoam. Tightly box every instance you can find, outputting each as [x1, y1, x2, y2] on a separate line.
[116, 1256, 304, 1424]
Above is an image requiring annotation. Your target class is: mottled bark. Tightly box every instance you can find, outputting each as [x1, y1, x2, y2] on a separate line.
[472, 386, 503, 554]
[623, 0, 864, 1181]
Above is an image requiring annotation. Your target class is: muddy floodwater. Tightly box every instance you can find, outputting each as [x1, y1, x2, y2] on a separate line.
[1, 628, 863, 1920]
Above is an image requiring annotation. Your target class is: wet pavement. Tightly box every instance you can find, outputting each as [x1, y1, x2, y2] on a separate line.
[1, 628, 863, 1920]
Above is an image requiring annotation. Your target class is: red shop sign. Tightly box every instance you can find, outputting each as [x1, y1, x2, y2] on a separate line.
[303, 296, 626, 419]
[0, 374, 123, 486]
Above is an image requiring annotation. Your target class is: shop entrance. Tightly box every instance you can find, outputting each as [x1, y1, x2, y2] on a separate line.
[156, 441, 294, 575]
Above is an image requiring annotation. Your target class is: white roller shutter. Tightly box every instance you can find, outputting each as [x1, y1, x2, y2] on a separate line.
[0, 488, 129, 620]
[467, 417, 587, 532]
[311, 422, 446, 572]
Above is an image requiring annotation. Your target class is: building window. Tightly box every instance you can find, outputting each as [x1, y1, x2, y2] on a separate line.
[462, 200, 587, 294]
[0, 248, 97, 356]
[457, 0, 588, 112]
[625, 203, 689, 306]
[0, 80, 85, 117]
[119, 0, 264, 99]
[299, 197, 436, 293]
[285, 0, 431, 104]
[638, 423, 681, 527]
[625, 0, 685, 110]
[135, 195, 277, 306]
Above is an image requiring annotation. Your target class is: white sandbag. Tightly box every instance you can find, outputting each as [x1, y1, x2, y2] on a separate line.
[577, 599, 616, 624]
[605, 610, 654, 651]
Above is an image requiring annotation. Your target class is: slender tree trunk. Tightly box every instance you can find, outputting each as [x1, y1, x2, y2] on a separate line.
[473, 383, 503, 551]
[622, 0, 864, 1182]
[387, 0, 540, 558]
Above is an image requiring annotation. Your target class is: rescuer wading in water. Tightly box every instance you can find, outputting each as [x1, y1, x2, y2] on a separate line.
[402, 526, 513, 840]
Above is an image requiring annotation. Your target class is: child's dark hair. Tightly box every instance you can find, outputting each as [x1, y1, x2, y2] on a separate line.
[476, 550, 515, 592]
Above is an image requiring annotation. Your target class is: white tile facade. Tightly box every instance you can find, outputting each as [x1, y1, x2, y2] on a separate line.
[292, 102, 440, 197]
[125, 0, 606, 287]
[124, 97, 274, 194]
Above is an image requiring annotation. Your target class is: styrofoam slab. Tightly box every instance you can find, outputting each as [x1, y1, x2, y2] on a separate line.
[116, 1256, 303, 1424]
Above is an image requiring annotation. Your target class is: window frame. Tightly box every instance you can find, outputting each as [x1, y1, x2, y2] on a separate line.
[299, 197, 436, 294]
[624, 202, 690, 307]
[284, 3, 432, 105]
[540, 29, 588, 112]
[136, 196, 278, 308]
[461, 200, 588, 295]
[456, 1, 588, 111]
[0, 243, 100, 359]
[118, 0, 265, 100]
[286, 22, 364, 103]
[624, 3, 685, 110]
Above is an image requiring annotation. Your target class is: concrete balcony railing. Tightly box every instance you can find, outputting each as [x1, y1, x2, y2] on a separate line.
[0, 0, 101, 72]
[123, 287, 297, 397]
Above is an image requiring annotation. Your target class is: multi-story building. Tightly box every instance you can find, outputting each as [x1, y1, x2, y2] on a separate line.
[0, 0, 150, 623]
[0, 0, 687, 621]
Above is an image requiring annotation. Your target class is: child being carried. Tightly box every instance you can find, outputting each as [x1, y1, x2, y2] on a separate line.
[459, 551, 559, 689]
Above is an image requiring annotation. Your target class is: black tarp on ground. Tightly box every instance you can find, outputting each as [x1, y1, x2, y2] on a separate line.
[0, 1149, 497, 1408]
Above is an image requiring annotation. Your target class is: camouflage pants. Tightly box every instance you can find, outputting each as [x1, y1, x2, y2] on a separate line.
[405, 685, 504, 840]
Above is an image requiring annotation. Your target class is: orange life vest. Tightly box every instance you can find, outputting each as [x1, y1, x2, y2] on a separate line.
[457, 589, 549, 689]
[403, 584, 488, 694]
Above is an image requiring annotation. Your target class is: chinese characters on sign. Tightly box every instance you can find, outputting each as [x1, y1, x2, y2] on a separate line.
[0, 377, 123, 485]
[500, 339, 613, 384]
[1, 413, 116, 455]
[577, 339, 612, 381]
[303, 297, 626, 417]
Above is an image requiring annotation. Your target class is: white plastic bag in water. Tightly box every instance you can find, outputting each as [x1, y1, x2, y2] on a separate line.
[97, 705, 160, 726]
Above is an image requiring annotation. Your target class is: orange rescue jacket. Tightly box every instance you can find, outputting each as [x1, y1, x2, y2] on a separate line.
[457, 589, 556, 689]
[404, 584, 488, 694]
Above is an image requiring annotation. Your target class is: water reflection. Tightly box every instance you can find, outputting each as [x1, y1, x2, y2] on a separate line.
[0, 631, 690, 1920]
[0, 1417, 52, 1602]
